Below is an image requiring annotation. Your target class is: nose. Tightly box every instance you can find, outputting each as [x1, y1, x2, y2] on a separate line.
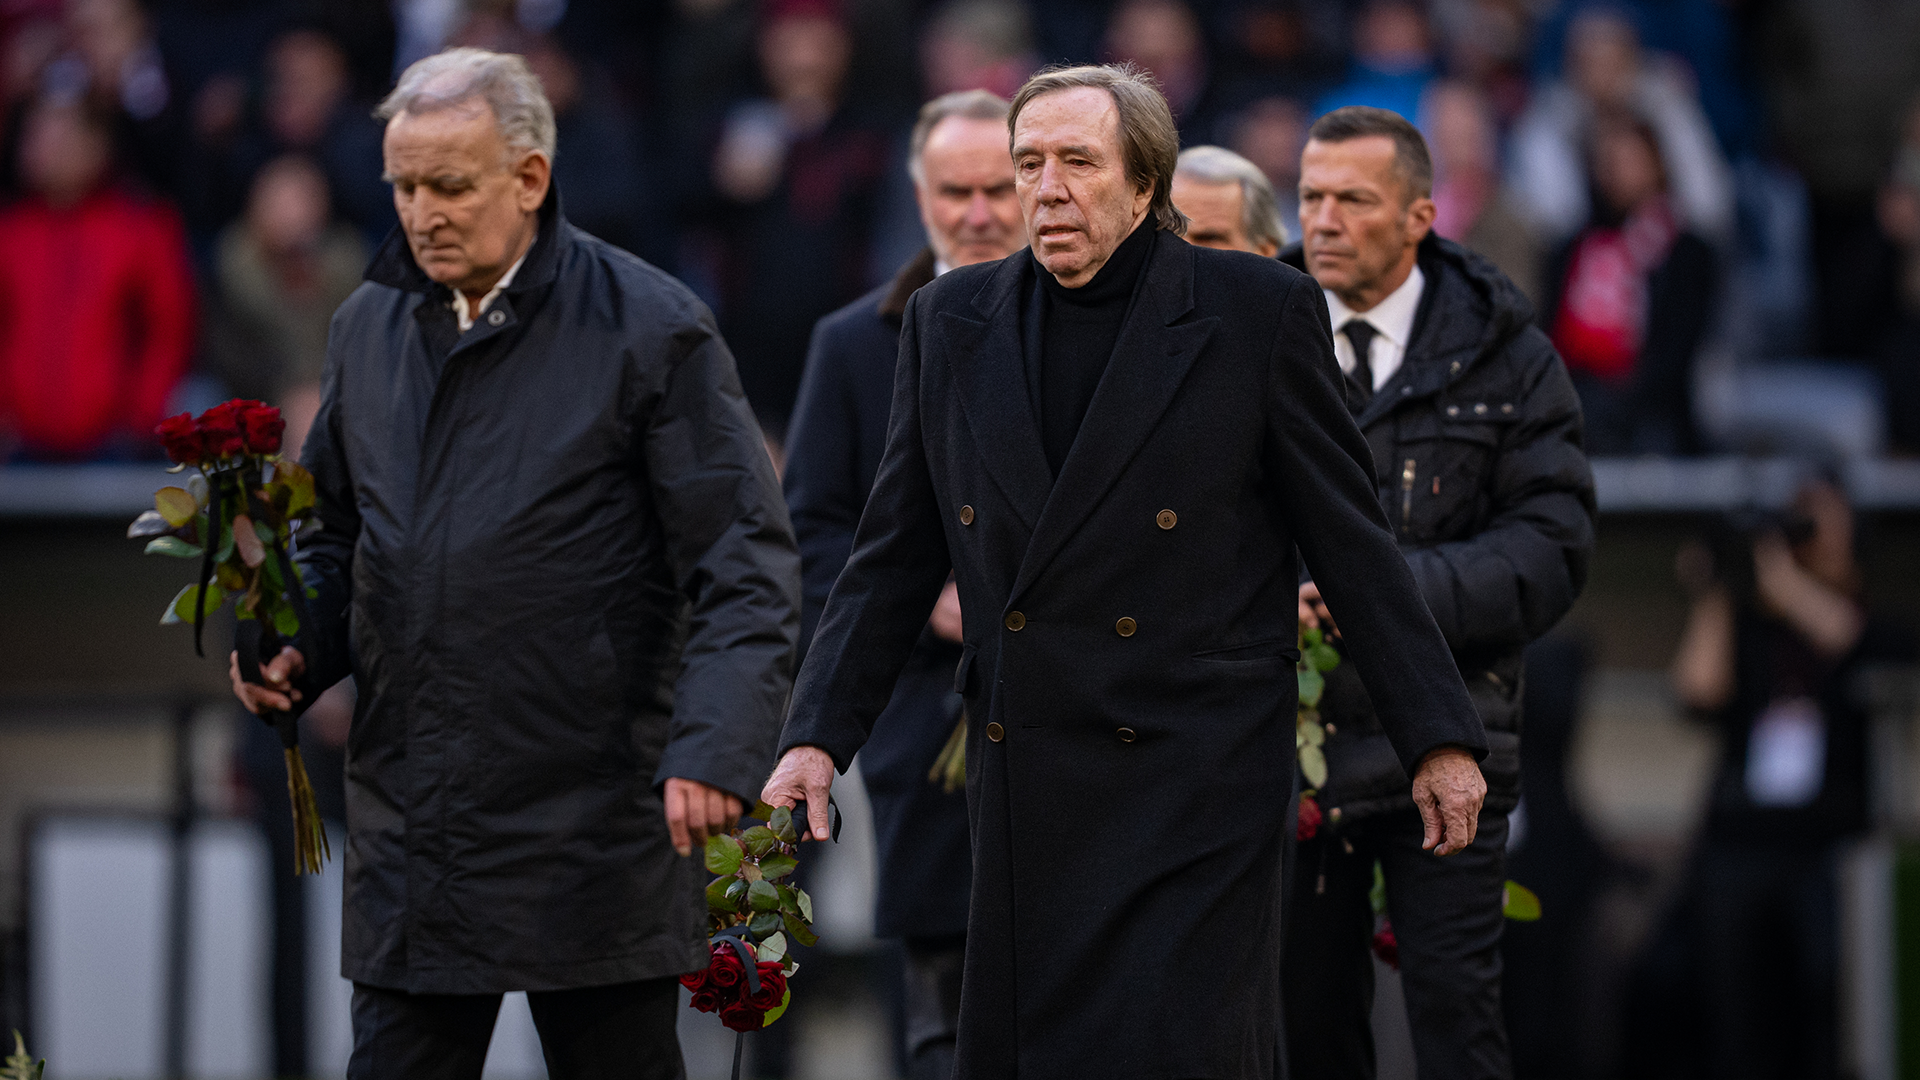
[1304, 196, 1340, 237]
[1036, 158, 1069, 204]
[965, 190, 995, 227]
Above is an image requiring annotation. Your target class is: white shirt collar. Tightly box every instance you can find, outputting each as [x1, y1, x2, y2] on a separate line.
[933, 258, 953, 277]
[1322, 262, 1425, 391]
[452, 238, 533, 332]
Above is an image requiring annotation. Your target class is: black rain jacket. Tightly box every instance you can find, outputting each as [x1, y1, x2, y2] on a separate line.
[1283, 235, 1597, 818]
[294, 189, 800, 994]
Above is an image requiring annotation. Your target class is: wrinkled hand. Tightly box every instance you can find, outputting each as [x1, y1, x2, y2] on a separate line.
[1298, 581, 1338, 639]
[761, 746, 836, 842]
[229, 646, 306, 714]
[1410, 746, 1484, 856]
[664, 778, 743, 858]
[929, 580, 964, 643]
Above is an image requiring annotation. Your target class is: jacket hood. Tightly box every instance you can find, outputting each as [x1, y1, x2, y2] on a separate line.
[365, 183, 567, 298]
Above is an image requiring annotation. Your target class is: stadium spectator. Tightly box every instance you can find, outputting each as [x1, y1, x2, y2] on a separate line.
[1508, 8, 1732, 245]
[1102, 0, 1217, 138]
[1313, 0, 1437, 128]
[1227, 94, 1307, 227]
[47, 0, 178, 197]
[1876, 96, 1920, 454]
[204, 154, 364, 458]
[1426, 79, 1541, 303]
[699, 0, 889, 441]
[0, 96, 193, 460]
[920, 0, 1035, 99]
[1542, 110, 1715, 455]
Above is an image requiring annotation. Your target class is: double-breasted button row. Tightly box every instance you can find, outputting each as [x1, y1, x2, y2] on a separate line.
[1004, 611, 1026, 631]
[986, 721, 1004, 742]
[1156, 509, 1177, 529]
[960, 504, 975, 525]
[1115, 617, 1137, 637]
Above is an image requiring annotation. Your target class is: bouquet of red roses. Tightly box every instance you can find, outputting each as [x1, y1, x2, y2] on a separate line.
[133, 399, 329, 874]
[683, 801, 820, 1075]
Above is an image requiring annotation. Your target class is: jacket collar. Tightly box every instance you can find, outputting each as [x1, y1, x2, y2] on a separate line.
[365, 183, 567, 300]
[877, 248, 939, 323]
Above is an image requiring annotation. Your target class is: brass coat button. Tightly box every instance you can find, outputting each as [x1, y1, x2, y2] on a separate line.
[1156, 509, 1177, 530]
[1115, 616, 1137, 637]
[960, 504, 975, 525]
[986, 722, 1004, 742]
[1004, 611, 1026, 631]
[1117, 727, 1137, 742]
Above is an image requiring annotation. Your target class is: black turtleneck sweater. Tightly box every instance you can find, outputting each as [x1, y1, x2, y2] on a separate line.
[1027, 221, 1157, 474]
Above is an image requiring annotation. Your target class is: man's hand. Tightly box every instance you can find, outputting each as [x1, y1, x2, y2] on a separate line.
[229, 647, 306, 714]
[1410, 746, 1484, 856]
[664, 778, 743, 858]
[1298, 581, 1338, 640]
[929, 580, 964, 643]
[761, 746, 836, 842]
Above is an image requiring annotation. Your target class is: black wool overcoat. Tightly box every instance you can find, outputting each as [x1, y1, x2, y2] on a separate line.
[780, 230, 1485, 1079]
[295, 190, 801, 994]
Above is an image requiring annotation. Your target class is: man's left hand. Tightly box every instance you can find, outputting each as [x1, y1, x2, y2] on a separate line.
[664, 777, 742, 858]
[1410, 746, 1485, 856]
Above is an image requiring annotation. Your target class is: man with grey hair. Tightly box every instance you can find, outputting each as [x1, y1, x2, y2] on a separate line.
[765, 64, 1488, 1077]
[783, 87, 1021, 1079]
[230, 47, 800, 1079]
[1172, 144, 1287, 256]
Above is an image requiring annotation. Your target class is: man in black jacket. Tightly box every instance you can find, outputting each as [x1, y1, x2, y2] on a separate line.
[1270, 107, 1595, 1080]
[783, 87, 1023, 1080]
[763, 66, 1488, 1079]
[229, 48, 799, 1080]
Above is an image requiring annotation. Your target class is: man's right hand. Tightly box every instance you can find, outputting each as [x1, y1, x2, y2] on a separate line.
[1298, 581, 1338, 639]
[761, 746, 836, 841]
[229, 646, 306, 714]
[929, 580, 963, 643]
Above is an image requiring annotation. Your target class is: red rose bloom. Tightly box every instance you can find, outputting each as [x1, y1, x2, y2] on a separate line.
[747, 963, 787, 1010]
[719, 1001, 762, 1033]
[240, 404, 284, 456]
[689, 986, 723, 1014]
[679, 968, 708, 993]
[1372, 923, 1399, 971]
[1296, 793, 1323, 841]
[196, 401, 246, 458]
[155, 413, 201, 465]
[708, 944, 746, 988]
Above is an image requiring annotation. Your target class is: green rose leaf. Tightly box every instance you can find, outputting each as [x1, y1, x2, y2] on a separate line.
[1299, 743, 1327, 789]
[793, 887, 813, 923]
[144, 536, 204, 559]
[704, 834, 743, 876]
[128, 510, 174, 539]
[163, 582, 226, 626]
[1297, 667, 1325, 708]
[1302, 625, 1323, 648]
[755, 931, 788, 963]
[1369, 861, 1387, 916]
[747, 880, 780, 912]
[271, 601, 301, 639]
[726, 879, 750, 906]
[748, 912, 781, 939]
[782, 910, 819, 948]
[751, 800, 779, 821]
[741, 826, 779, 857]
[758, 852, 799, 881]
[1306, 642, 1341, 673]
[769, 805, 796, 843]
[760, 986, 793, 1027]
[1503, 881, 1542, 922]
[705, 876, 740, 913]
[154, 487, 197, 527]
[273, 460, 317, 518]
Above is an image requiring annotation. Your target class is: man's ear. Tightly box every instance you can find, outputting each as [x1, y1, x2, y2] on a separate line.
[516, 150, 552, 213]
[1405, 193, 1436, 244]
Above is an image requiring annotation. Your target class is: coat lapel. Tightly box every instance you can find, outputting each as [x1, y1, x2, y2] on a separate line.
[939, 255, 1052, 531]
[1010, 234, 1216, 601]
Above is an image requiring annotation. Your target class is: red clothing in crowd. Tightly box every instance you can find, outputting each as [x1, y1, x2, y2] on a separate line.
[0, 187, 196, 457]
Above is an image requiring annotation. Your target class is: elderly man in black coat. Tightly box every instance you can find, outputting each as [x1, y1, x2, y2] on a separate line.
[230, 48, 799, 1080]
[1268, 108, 1595, 1080]
[783, 88, 1025, 1079]
[764, 65, 1487, 1079]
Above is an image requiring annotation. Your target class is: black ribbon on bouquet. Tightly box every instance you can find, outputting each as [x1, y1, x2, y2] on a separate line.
[190, 474, 225, 659]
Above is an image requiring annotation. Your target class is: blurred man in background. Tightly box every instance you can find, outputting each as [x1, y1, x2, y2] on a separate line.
[0, 95, 194, 460]
[784, 87, 1021, 1080]
[1172, 143, 1287, 257]
[1281, 106, 1595, 1080]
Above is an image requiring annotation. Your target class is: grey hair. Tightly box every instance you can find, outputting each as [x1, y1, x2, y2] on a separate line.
[376, 47, 557, 161]
[1176, 145, 1288, 250]
[908, 89, 1012, 184]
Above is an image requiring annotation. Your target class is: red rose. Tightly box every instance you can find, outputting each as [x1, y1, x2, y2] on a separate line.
[689, 986, 723, 1014]
[155, 413, 202, 465]
[1296, 793, 1323, 842]
[196, 401, 246, 458]
[719, 1001, 763, 1033]
[679, 968, 708, 993]
[708, 944, 746, 988]
[1371, 922, 1399, 971]
[747, 962, 787, 1010]
[240, 404, 285, 456]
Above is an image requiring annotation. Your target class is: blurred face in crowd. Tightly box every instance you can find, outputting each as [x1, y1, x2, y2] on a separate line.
[266, 30, 349, 148]
[1231, 96, 1307, 191]
[248, 155, 330, 255]
[20, 101, 110, 206]
[1425, 81, 1497, 181]
[1104, 0, 1204, 105]
[1568, 12, 1639, 107]
[383, 98, 550, 299]
[1299, 134, 1434, 311]
[1013, 86, 1153, 287]
[1354, 0, 1432, 69]
[1590, 119, 1664, 216]
[915, 114, 1023, 268]
[760, 13, 851, 115]
[1172, 174, 1275, 256]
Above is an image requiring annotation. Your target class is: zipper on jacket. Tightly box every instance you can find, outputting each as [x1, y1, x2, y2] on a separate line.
[1400, 458, 1417, 533]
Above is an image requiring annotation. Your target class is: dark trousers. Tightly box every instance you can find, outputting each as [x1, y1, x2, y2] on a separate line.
[1283, 805, 1511, 1080]
[901, 934, 965, 1080]
[347, 977, 685, 1080]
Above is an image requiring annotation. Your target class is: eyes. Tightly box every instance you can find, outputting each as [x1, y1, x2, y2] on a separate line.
[390, 176, 476, 199]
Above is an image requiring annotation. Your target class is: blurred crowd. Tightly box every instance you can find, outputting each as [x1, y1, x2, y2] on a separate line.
[0, 0, 1917, 462]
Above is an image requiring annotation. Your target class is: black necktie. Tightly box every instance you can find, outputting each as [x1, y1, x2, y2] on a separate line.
[1340, 319, 1377, 411]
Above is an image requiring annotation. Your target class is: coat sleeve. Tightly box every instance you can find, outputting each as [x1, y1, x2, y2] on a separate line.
[1402, 331, 1597, 664]
[644, 304, 803, 804]
[782, 315, 863, 655]
[289, 310, 362, 703]
[779, 294, 953, 771]
[1264, 273, 1487, 774]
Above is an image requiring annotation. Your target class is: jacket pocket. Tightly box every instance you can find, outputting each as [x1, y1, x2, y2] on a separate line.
[954, 644, 978, 696]
[1395, 410, 1519, 541]
[1192, 638, 1301, 665]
